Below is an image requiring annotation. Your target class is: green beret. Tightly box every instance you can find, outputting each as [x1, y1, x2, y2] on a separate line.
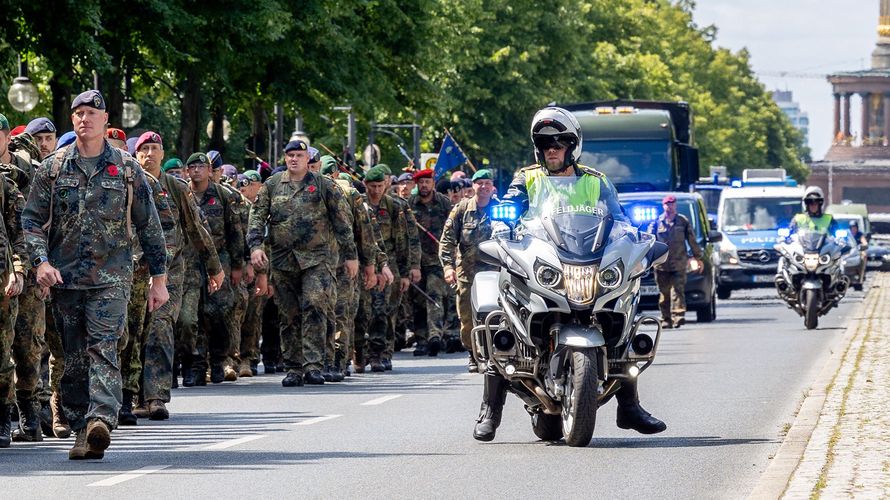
[163, 158, 184, 172]
[338, 172, 353, 182]
[0, 113, 9, 131]
[320, 155, 338, 175]
[472, 169, 493, 181]
[364, 166, 387, 183]
[186, 152, 209, 166]
[376, 163, 391, 175]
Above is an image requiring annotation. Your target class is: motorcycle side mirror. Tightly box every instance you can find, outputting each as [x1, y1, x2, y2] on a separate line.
[632, 241, 669, 281]
[708, 230, 723, 243]
[478, 240, 502, 267]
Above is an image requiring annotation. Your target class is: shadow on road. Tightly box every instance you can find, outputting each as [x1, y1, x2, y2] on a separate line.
[487, 435, 774, 450]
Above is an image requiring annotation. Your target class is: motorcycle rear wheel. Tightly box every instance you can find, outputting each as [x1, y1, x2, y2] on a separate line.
[804, 289, 819, 330]
[531, 412, 563, 441]
[562, 349, 598, 447]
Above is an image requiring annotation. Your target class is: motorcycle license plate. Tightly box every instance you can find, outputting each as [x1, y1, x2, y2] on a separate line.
[752, 274, 774, 284]
[640, 285, 659, 296]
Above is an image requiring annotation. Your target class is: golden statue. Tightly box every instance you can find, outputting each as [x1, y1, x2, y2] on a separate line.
[881, 0, 890, 36]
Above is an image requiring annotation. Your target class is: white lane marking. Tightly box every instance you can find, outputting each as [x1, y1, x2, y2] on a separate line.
[204, 434, 266, 450]
[88, 465, 170, 487]
[361, 394, 403, 406]
[292, 415, 342, 426]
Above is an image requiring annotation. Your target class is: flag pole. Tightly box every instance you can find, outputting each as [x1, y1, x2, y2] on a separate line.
[443, 127, 478, 173]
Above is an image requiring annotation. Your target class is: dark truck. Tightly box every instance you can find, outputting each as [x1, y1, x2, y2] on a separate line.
[560, 100, 700, 193]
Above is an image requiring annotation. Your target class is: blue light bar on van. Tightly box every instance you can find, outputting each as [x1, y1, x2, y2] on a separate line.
[631, 206, 660, 223]
[777, 227, 791, 238]
[730, 179, 742, 188]
[491, 203, 520, 222]
[835, 229, 849, 239]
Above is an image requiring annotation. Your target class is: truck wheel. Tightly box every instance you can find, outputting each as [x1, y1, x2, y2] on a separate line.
[716, 285, 732, 300]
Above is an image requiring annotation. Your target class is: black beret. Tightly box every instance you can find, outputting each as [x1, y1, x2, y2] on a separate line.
[71, 90, 106, 111]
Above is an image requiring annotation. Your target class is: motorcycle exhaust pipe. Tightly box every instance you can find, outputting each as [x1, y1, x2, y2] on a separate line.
[521, 380, 561, 415]
[775, 277, 789, 293]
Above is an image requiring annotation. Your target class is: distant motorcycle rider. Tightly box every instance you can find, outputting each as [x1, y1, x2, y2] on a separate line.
[473, 107, 666, 442]
[788, 186, 838, 235]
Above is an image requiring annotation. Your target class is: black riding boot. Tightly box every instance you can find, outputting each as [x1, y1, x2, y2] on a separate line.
[473, 371, 509, 442]
[0, 403, 11, 448]
[11, 394, 42, 442]
[615, 378, 666, 434]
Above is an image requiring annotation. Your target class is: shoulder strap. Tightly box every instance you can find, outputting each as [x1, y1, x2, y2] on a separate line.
[41, 145, 73, 233]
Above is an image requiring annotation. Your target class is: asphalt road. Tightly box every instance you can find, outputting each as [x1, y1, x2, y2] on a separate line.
[1, 285, 864, 499]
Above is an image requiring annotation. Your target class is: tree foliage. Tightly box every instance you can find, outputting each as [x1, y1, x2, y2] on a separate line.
[0, 0, 807, 179]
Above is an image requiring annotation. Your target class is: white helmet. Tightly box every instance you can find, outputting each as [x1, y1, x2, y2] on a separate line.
[530, 107, 583, 171]
[802, 185, 825, 213]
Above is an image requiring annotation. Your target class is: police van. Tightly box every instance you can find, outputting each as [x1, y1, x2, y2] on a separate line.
[715, 173, 803, 299]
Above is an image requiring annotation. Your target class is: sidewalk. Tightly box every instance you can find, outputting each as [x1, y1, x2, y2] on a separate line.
[750, 272, 890, 499]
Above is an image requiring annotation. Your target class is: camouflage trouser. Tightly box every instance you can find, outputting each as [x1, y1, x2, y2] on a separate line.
[45, 304, 63, 394]
[120, 263, 150, 393]
[332, 265, 356, 364]
[444, 282, 459, 331]
[411, 265, 446, 341]
[142, 257, 185, 402]
[260, 298, 281, 367]
[176, 267, 203, 371]
[383, 277, 403, 361]
[396, 289, 413, 339]
[228, 278, 249, 367]
[240, 283, 266, 365]
[456, 279, 474, 350]
[52, 284, 129, 431]
[272, 265, 336, 374]
[12, 275, 45, 397]
[355, 282, 391, 359]
[0, 295, 18, 405]
[196, 263, 234, 371]
[655, 270, 688, 324]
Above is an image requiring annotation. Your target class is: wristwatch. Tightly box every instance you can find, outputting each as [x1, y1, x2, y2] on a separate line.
[32, 256, 48, 267]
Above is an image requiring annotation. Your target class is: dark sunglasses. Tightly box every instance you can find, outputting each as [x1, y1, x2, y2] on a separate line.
[805, 199, 823, 205]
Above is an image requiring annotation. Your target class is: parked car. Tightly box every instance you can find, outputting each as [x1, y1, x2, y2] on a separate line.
[618, 191, 722, 322]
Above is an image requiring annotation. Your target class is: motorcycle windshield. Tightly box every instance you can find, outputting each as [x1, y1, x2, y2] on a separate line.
[522, 176, 617, 257]
[796, 230, 826, 253]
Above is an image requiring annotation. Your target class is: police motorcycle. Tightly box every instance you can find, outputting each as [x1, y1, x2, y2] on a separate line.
[470, 176, 668, 447]
[774, 227, 852, 330]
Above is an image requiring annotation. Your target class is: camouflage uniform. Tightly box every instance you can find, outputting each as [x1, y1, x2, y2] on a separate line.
[238, 197, 264, 370]
[190, 181, 243, 379]
[408, 192, 452, 345]
[389, 196, 421, 357]
[356, 194, 406, 364]
[21, 142, 167, 431]
[439, 197, 496, 349]
[247, 170, 355, 377]
[331, 179, 380, 370]
[647, 213, 702, 325]
[221, 184, 249, 370]
[0, 174, 27, 407]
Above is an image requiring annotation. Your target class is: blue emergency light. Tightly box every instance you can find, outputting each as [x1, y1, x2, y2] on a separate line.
[630, 206, 659, 224]
[777, 227, 791, 238]
[835, 229, 848, 239]
[491, 203, 520, 222]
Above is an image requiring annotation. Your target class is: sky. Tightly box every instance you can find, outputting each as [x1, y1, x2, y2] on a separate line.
[692, 0, 878, 161]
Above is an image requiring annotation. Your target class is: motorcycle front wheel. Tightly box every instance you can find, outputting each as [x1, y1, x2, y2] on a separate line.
[804, 289, 819, 330]
[561, 349, 598, 447]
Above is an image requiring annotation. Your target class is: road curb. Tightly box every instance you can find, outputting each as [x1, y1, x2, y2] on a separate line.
[747, 288, 871, 499]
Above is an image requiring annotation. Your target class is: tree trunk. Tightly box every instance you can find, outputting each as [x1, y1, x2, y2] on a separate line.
[178, 67, 202, 160]
[48, 70, 73, 134]
[208, 93, 226, 155]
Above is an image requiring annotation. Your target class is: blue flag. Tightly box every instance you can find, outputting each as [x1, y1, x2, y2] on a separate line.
[433, 133, 467, 180]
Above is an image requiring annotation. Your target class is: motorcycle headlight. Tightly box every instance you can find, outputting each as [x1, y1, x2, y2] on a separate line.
[597, 265, 622, 290]
[562, 264, 597, 304]
[535, 264, 562, 289]
[819, 254, 831, 265]
[804, 253, 819, 271]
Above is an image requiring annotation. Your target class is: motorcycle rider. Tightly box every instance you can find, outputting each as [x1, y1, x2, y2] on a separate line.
[788, 186, 838, 236]
[473, 106, 666, 441]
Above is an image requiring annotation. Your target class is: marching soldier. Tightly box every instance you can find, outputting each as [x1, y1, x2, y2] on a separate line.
[247, 140, 357, 387]
[21, 90, 168, 459]
[439, 169, 497, 372]
[408, 169, 451, 356]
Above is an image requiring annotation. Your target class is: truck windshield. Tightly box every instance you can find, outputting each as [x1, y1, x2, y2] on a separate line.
[579, 139, 672, 192]
[694, 187, 723, 215]
[721, 197, 799, 232]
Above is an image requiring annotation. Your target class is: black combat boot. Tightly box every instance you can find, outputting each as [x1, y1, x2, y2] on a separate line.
[381, 357, 393, 371]
[118, 390, 138, 426]
[192, 365, 207, 386]
[182, 362, 196, 387]
[412, 340, 428, 357]
[369, 356, 385, 373]
[321, 364, 335, 382]
[0, 403, 11, 448]
[304, 370, 325, 385]
[427, 337, 442, 357]
[330, 353, 345, 382]
[615, 378, 666, 434]
[473, 371, 509, 442]
[210, 365, 225, 384]
[281, 371, 303, 387]
[12, 394, 43, 442]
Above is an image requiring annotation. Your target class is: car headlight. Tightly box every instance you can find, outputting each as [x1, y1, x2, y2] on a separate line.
[597, 265, 622, 289]
[535, 264, 562, 289]
[819, 254, 831, 265]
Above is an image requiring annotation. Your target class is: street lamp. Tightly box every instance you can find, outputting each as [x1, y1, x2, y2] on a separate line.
[7, 56, 39, 113]
[206, 117, 231, 141]
[122, 100, 142, 128]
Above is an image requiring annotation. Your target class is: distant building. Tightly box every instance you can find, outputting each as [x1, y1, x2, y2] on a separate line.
[772, 90, 809, 146]
[807, 0, 890, 213]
